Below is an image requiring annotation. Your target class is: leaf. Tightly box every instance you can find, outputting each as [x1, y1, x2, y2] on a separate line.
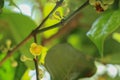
[45, 43, 96, 80]
[14, 54, 27, 80]
[87, 10, 120, 57]
[107, 76, 120, 80]
[99, 75, 120, 80]
[0, 0, 4, 9]
[0, 12, 37, 68]
[21, 69, 31, 80]
[0, 33, 3, 40]
[0, 52, 15, 80]
[8, 0, 22, 13]
[0, 0, 4, 13]
[43, 2, 63, 38]
[101, 53, 120, 64]
[112, 32, 120, 43]
[100, 36, 120, 64]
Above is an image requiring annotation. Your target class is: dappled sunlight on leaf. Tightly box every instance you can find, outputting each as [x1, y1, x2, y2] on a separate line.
[112, 32, 120, 43]
[43, 2, 64, 38]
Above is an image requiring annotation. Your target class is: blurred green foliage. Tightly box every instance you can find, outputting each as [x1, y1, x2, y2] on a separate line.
[0, 0, 120, 80]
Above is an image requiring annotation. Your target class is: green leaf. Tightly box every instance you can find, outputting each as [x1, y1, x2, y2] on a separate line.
[100, 37, 120, 64]
[107, 76, 120, 80]
[21, 69, 31, 80]
[100, 75, 120, 80]
[0, 0, 4, 13]
[101, 52, 120, 64]
[14, 55, 27, 80]
[87, 10, 120, 57]
[112, 32, 120, 43]
[0, 12, 36, 68]
[0, 33, 3, 40]
[0, 0, 4, 9]
[45, 43, 96, 80]
[0, 52, 15, 80]
[43, 2, 64, 38]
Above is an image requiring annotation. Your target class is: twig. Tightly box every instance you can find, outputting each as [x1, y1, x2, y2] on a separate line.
[33, 34, 40, 80]
[35, 0, 64, 30]
[34, 34, 37, 43]
[42, 13, 82, 45]
[0, 0, 89, 66]
[33, 58, 39, 80]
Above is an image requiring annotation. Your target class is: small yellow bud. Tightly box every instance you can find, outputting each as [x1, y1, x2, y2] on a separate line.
[20, 55, 32, 62]
[11, 60, 18, 67]
[6, 39, 12, 48]
[30, 43, 44, 56]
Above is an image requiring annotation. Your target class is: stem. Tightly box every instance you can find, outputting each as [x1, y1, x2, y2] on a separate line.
[33, 57, 40, 80]
[35, 0, 64, 30]
[33, 33, 40, 80]
[34, 34, 37, 43]
[0, 0, 89, 66]
[65, 0, 89, 22]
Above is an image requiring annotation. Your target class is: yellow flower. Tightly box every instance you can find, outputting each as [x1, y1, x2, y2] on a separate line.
[30, 43, 48, 64]
[30, 43, 43, 56]
[39, 47, 48, 64]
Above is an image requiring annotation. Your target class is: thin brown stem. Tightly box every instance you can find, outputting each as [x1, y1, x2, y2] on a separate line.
[33, 33, 40, 80]
[33, 57, 39, 80]
[35, 0, 64, 30]
[34, 34, 37, 43]
[33, 30, 42, 80]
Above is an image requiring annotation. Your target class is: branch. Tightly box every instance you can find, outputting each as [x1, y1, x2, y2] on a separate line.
[33, 58, 40, 80]
[33, 34, 40, 80]
[42, 13, 82, 45]
[35, 0, 64, 30]
[0, 0, 89, 66]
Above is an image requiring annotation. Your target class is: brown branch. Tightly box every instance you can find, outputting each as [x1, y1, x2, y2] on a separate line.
[33, 58, 39, 80]
[42, 12, 83, 45]
[35, 0, 64, 30]
[33, 31, 40, 80]
[0, 0, 89, 66]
